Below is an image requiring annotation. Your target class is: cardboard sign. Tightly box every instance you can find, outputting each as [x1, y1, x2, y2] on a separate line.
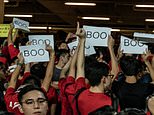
[28, 35, 54, 49]
[83, 25, 111, 47]
[120, 36, 148, 54]
[68, 38, 96, 56]
[19, 45, 49, 64]
[13, 18, 30, 32]
[133, 32, 154, 43]
[0, 24, 15, 37]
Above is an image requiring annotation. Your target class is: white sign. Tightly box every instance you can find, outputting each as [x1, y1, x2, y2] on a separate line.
[28, 35, 54, 49]
[120, 36, 148, 54]
[83, 25, 111, 47]
[133, 32, 154, 43]
[19, 45, 49, 64]
[13, 18, 30, 32]
[68, 38, 96, 56]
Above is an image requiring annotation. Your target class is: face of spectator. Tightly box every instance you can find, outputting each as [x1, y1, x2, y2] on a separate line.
[104, 73, 112, 90]
[59, 42, 68, 50]
[20, 90, 48, 115]
[62, 53, 70, 65]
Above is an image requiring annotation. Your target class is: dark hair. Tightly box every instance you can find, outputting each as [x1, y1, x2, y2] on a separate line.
[87, 62, 109, 86]
[88, 105, 116, 115]
[0, 111, 14, 115]
[118, 108, 146, 115]
[85, 55, 98, 79]
[30, 63, 46, 80]
[18, 85, 47, 105]
[55, 49, 69, 60]
[22, 74, 41, 87]
[120, 56, 140, 76]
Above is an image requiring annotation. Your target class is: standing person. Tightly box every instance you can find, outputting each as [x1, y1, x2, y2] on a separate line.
[18, 85, 48, 115]
[112, 55, 154, 111]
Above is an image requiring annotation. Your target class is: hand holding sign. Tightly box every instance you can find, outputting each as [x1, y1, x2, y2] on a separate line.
[10, 23, 14, 30]
[107, 35, 115, 50]
[45, 42, 54, 55]
[76, 22, 86, 40]
[142, 49, 152, 63]
[17, 52, 24, 64]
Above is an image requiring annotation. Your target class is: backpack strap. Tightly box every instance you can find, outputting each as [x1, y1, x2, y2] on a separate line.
[111, 92, 119, 112]
[72, 87, 87, 115]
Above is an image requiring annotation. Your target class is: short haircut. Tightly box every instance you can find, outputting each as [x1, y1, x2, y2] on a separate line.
[30, 63, 46, 80]
[18, 85, 47, 105]
[86, 62, 109, 86]
[22, 74, 41, 87]
[120, 56, 140, 76]
[55, 49, 69, 60]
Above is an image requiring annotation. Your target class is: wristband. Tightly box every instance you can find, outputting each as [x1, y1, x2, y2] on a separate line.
[17, 62, 23, 67]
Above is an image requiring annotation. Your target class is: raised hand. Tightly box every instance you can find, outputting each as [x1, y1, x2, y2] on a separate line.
[75, 22, 86, 39]
[107, 35, 115, 49]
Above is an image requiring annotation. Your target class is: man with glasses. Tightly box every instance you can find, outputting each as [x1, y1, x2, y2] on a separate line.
[18, 85, 48, 115]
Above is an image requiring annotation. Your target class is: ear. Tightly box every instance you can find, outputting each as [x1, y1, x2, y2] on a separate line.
[19, 104, 24, 113]
[101, 77, 106, 84]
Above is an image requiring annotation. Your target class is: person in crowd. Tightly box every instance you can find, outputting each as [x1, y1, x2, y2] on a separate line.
[18, 85, 48, 115]
[112, 54, 154, 111]
[4, 43, 55, 115]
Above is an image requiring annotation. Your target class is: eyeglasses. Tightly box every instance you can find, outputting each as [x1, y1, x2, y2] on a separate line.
[108, 74, 114, 79]
[22, 98, 47, 106]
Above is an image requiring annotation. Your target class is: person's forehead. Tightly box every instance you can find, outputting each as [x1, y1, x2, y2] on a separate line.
[22, 90, 45, 100]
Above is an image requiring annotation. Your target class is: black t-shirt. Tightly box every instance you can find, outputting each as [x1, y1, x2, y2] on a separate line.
[52, 67, 62, 81]
[112, 80, 154, 110]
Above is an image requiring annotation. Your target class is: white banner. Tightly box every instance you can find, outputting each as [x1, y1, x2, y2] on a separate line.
[19, 45, 49, 64]
[13, 18, 30, 32]
[120, 36, 148, 54]
[68, 38, 96, 56]
[133, 32, 154, 43]
[28, 35, 54, 49]
[83, 25, 111, 47]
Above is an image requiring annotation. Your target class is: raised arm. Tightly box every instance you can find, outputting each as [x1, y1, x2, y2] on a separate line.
[41, 45, 55, 92]
[142, 50, 154, 82]
[59, 57, 72, 79]
[76, 22, 86, 79]
[12, 29, 18, 43]
[7, 23, 14, 45]
[8, 53, 24, 88]
[108, 35, 119, 81]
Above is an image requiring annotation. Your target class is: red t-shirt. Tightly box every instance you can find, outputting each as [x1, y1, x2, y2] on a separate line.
[4, 87, 24, 115]
[8, 44, 19, 59]
[58, 76, 75, 115]
[78, 89, 112, 115]
[47, 86, 57, 105]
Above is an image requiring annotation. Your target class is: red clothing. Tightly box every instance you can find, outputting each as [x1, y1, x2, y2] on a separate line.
[47, 86, 57, 104]
[4, 87, 23, 115]
[5, 82, 56, 115]
[8, 43, 19, 59]
[78, 89, 112, 115]
[59, 76, 88, 115]
[58, 76, 75, 115]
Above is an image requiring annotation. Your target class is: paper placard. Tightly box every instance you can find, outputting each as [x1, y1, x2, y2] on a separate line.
[120, 36, 148, 54]
[13, 18, 30, 32]
[28, 35, 54, 49]
[19, 45, 49, 64]
[0, 24, 15, 37]
[133, 32, 154, 43]
[68, 38, 96, 56]
[83, 25, 111, 47]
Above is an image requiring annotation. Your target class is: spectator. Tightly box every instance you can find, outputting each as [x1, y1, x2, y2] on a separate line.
[18, 85, 48, 115]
